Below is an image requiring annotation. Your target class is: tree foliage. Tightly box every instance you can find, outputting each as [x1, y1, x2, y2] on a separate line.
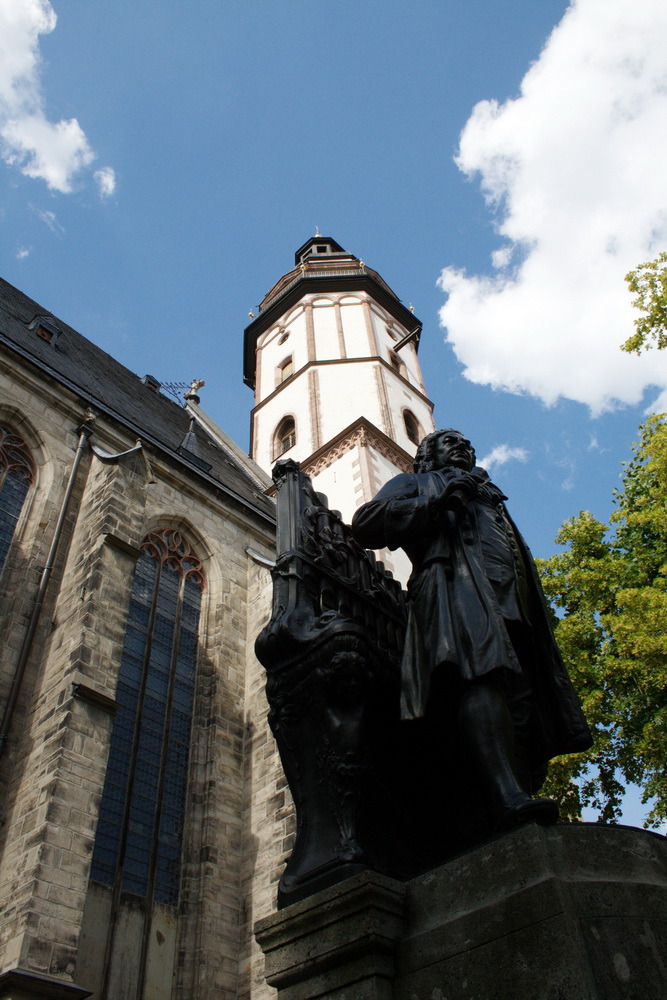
[622, 251, 667, 353]
[537, 415, 667, 827]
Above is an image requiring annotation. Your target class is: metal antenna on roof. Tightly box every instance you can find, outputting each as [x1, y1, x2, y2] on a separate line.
[162, 381, 190, 405]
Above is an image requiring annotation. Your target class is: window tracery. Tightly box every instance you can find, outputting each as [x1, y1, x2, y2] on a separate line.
[0, 424, 36, 575]
[140, 528, 205, 586]
[90, 528, 204, 908]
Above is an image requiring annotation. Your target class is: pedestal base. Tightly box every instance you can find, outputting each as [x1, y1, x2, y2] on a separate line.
[255, 824, 667, 1000]
[0, 969, 92, 1000]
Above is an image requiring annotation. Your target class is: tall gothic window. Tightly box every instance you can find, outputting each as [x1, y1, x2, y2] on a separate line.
[0, 424, 36, 576]
[90, 529, 204, 907]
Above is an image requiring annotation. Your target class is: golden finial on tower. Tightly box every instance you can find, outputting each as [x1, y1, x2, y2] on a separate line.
[315, 226, 321, 236]
[409, 303, 415, 313]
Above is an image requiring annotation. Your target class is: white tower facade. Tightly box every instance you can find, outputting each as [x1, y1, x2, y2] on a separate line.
[244, 236, 435, 579]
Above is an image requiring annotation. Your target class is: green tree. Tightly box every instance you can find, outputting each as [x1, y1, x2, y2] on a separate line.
[622, 251, 667, 353]
[537, 415, 667, 827]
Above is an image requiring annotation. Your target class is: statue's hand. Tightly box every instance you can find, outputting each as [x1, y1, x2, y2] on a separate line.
[434, 472, 478, 513]
[454, 471, 481, 494]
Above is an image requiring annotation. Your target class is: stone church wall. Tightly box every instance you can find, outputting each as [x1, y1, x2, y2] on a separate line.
[0, 345, 278, 999]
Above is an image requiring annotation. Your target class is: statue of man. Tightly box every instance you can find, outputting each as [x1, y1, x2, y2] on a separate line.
[351, 429, 591, 832]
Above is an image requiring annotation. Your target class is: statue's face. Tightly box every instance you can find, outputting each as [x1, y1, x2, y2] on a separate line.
[432, 431, 475, 472]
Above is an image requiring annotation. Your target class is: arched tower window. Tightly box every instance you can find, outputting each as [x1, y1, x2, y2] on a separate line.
[90, 529, 204, 907]
[273, 416, 296, 460]
[0, 424, 36, 576]
[403, 410, 422, 447]
[276, 355, 294, 385]
[389, 351, 407, 379]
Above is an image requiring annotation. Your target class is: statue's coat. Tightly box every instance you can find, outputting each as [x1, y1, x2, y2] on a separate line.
[352, 467, 591, 764]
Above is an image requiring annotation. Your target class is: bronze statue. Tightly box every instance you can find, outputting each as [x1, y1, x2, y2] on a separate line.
[351, 429, 592, 833]
[257, 443, 592, 907]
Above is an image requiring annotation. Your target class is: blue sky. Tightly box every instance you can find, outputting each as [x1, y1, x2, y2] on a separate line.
[1, 1, 666, 821]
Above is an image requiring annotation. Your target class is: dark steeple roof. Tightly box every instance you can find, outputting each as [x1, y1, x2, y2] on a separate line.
[293, 235, 346, 264]
[0, 277, 275, 527]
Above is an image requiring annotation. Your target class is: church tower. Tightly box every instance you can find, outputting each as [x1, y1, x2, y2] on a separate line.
[243, 236, 435, 577]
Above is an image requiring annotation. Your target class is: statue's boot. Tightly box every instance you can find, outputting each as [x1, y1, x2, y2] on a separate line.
[459, 682, 558, 833]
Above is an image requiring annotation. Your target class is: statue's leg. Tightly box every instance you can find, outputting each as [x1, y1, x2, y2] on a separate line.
[504, 668, 534, 792]
[503, 623, 549, 795]
[458, 677, 558, 832]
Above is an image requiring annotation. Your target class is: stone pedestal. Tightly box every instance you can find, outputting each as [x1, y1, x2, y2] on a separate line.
[0, 969, 91, 999]
[255, 872, 406, 1000]
[255, 824, 667, 1000]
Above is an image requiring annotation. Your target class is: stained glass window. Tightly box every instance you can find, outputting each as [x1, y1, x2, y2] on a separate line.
[90, 529, 204, 907]
[0, 425, 35, 577]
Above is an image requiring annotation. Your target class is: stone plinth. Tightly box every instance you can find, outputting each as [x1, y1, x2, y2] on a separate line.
[0, 969, 91, 999]
[256, 824, 667, 1000]
[255, 871, 406, 1000]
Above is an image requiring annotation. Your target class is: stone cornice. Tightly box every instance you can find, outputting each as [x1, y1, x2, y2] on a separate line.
[244, 275, 422, 388]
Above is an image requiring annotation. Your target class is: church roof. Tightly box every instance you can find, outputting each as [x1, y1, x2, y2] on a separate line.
[0, 277, 275, 527]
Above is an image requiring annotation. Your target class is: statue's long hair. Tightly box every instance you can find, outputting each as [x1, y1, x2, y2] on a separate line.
[413, 429, 476, 473]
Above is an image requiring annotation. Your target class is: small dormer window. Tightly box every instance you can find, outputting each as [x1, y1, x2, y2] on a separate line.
[28, 315, 60, 347]
[141, 374, 162, 392]
[316, 245, 328, 254]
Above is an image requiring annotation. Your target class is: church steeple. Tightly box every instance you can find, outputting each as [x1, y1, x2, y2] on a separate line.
[294, 234, 347, 265]
[244, 237, 435, 578]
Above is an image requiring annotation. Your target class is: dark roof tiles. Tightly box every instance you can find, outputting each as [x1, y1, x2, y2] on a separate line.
[0, 277, 275, 525]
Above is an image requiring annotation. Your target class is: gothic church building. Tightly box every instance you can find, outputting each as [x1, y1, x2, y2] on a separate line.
[0, 237, 434, 999]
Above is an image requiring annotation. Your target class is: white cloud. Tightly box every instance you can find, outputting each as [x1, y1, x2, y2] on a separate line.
[439, 0, 667, 415]
[33, 205, 63, 234]
[94, 166, 116, 199]
[16, 246, 30, 259]
[478, 444, 528, 473]
[491, 246, 512, 270]
[0, 0, 112, 195]
[3, 113, 94, 190]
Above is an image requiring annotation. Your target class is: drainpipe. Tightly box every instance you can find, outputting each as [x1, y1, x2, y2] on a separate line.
[0, 414, 95, 760]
